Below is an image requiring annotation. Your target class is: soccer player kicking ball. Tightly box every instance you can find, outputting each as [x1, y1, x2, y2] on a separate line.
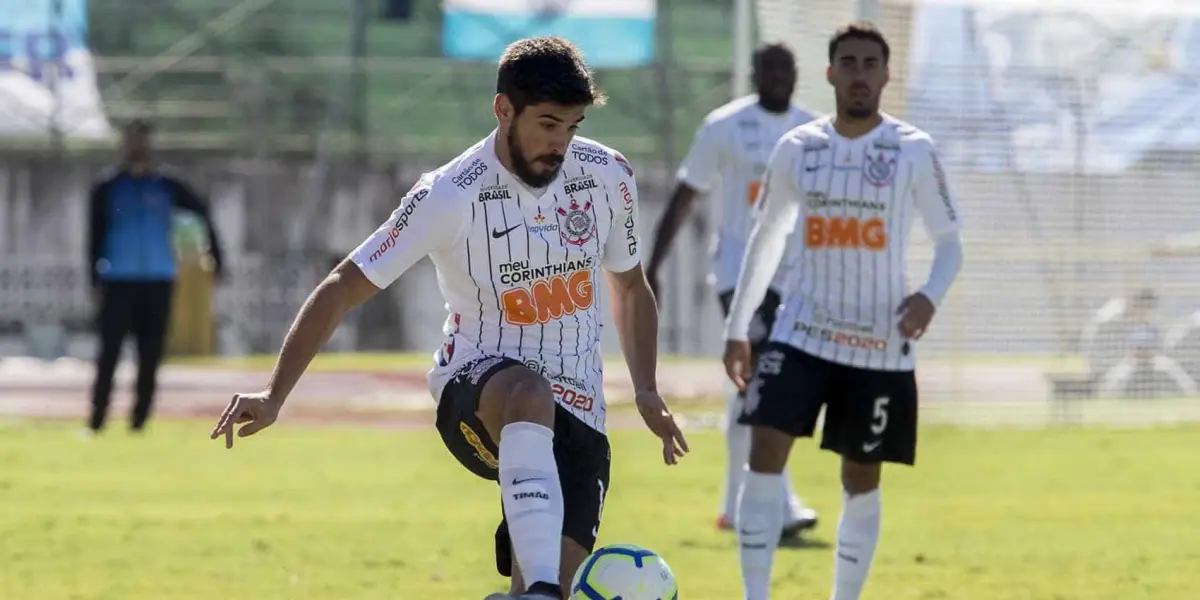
[645, 42, 819, 539]
[208, 36, 688, 600]
[722, 22, 964, 600]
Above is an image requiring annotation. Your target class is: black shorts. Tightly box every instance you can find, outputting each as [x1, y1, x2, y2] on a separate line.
[738, 342, 919, 465]
[435, 356, 612, 578]
[717, 289, 782, 356]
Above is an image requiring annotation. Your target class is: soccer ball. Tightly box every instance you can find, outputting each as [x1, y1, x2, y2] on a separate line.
[570, 543, 678, 600]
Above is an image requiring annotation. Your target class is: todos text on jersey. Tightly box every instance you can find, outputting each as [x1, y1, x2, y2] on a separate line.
[453, 158, 488, 190]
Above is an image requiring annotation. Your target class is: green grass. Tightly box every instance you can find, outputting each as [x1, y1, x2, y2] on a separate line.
[1, 421, 1198, 599]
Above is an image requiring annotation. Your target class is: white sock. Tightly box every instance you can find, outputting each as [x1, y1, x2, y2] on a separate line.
[830, 489, 882, 600]
[738, 470, 784, 600]
[498, 422, 563, 589]
[722, 391, 807, 528]
[783, 478, 807, 524]
[722, 391, 751, 521]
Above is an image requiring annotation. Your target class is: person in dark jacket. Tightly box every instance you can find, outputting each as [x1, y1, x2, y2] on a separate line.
[86, 118, 225, 433]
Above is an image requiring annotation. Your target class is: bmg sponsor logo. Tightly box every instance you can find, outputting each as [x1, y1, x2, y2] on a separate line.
[453, 158, 488, 189]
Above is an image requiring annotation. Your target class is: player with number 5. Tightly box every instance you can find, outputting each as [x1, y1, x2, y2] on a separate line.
[722, 22, 964, 600]
[645, 42, 820, 541]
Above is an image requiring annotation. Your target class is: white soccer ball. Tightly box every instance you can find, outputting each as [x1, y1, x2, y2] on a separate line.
[569, 543, 678, 600]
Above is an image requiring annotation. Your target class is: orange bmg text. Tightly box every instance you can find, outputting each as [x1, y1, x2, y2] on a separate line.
[501, 270, 595, 325]
[805, 216, 887, 250]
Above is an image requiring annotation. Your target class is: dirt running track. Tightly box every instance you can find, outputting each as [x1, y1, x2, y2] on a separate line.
[0, 355, 1070, 430]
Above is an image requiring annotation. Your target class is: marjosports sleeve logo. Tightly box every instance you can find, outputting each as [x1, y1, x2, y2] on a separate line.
[620, 181, 637, 255]
[930, 150, 958, 222]
[368, 188, 429, 263]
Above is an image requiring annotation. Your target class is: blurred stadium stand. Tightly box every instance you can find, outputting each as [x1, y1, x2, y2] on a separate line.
[85, 0, 737, 159]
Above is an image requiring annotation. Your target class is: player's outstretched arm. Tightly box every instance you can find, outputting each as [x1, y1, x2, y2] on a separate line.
[723, 143, 797, 390]
[647, 119, 720, 296]
[604, 162, 689, 464]
[645, 182, 700, 296]
[606, 264, 689, 465]
[209, 261, 380, 448]
[211, 177, 460, 448]
[266, 261, 380, 404]
[900, 139, 965, 339]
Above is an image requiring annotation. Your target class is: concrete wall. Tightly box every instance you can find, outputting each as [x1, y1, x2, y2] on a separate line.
[4, 157, 1200, 361]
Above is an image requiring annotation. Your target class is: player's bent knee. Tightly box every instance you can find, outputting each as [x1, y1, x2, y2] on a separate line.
[477, 366, 555, 439]
[747, 425, 793, 473]
[841, 458, 882, 495]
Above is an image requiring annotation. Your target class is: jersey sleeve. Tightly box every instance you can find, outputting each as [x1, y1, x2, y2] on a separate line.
[725, 137, 801, 340]
[349, 177, 463, 289]
[675, 119, 722, 192]
[749, 135, 801, 226]
[603, 154, 642, 273]
[912, 138, 963, 239]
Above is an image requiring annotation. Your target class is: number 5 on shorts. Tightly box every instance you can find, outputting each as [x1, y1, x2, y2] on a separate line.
[870, 396, 890, 435]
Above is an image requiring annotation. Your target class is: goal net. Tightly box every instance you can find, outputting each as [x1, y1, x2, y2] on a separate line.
[752, 0, 1200, 418]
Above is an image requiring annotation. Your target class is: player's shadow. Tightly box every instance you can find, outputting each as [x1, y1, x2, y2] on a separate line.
[679, 535, 831, 552]
[777, 535, 832, 551]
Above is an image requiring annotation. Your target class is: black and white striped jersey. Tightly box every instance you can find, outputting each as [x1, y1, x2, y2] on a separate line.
[350, 131, 641, 432]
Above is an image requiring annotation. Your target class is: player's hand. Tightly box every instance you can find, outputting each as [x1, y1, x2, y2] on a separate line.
[633, 390, 689, 465]
[897, 292, 936, 339]
[209, 391, 283, 449]
[723, 339, 753, 392]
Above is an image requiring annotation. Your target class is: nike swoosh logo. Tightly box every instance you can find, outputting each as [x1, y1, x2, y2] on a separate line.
[862, 440, 882, 453]
[512, 477, 544, 485]
[492, 224, 522, 238]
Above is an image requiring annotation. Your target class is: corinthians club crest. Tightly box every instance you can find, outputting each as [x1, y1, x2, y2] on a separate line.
[863, 151, 897, 187]
[557, 198, 594, 246]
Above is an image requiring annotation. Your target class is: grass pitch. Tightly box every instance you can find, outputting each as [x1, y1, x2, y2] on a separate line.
[0, 421, 1197, 599]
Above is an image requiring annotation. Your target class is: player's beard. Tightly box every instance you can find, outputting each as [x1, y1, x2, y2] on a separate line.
[507, 128, 562, 188]
[845, 104, 877, 119]
[758, 89, 792, 114]
[843, 83, 878, 120]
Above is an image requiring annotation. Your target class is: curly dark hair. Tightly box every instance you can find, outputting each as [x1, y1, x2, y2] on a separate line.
[496, 36, 606, 114]
[828, 21, 891, 65]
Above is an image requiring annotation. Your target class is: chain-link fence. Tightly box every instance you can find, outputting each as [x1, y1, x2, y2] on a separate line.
[3, 0, 1200, 422]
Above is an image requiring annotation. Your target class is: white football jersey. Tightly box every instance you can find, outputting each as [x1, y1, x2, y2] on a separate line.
[760, 114, 962, 371]
[676, 95, 816, 292]
[349, 132, 642, 433]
